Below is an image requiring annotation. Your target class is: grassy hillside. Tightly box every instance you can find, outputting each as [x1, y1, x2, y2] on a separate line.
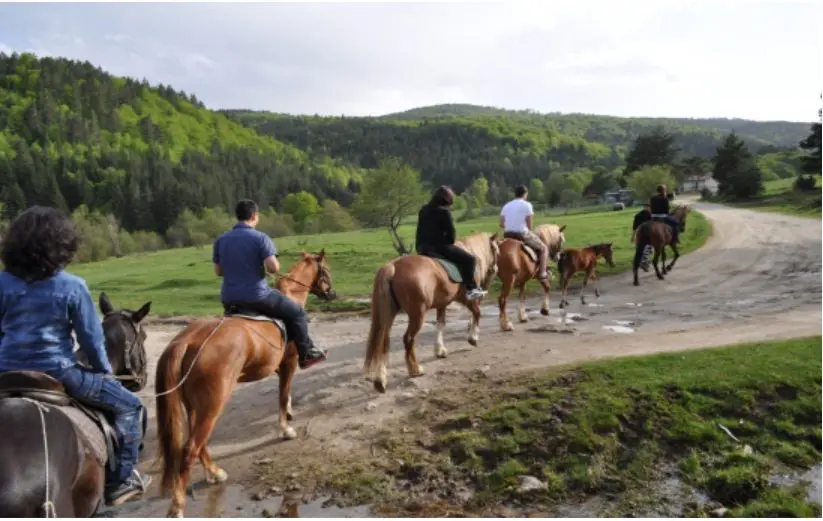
[0, 52, 363, 233]
[72, 207, 711, 317]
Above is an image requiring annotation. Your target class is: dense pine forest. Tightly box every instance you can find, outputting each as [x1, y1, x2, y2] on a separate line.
[0, 52, 818, 262]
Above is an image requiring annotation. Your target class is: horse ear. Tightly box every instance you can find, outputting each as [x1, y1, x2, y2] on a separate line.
[558, 225, 566, 233]
[490, 232, 498, 242]
[99, 292, 114, 315]
[300, 251, 310, 259]
[316, 248, 326, 260]
[133, 301, 151, 323]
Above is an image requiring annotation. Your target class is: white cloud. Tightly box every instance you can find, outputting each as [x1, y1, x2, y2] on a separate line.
[0, 1, 818, 121]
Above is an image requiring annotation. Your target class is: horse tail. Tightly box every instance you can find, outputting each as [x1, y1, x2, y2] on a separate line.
[154, 338, 189, 497]
[364, 262, 399, 380]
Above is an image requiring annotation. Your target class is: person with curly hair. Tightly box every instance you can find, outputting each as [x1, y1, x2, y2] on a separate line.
[0, 206, 150, 506]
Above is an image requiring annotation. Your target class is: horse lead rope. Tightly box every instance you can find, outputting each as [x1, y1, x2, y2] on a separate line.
[151, 318, 226, 399]
[23, 398, 57, 517]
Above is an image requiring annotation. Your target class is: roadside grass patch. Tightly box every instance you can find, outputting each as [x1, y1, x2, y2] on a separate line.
[305, 336, 821, 516]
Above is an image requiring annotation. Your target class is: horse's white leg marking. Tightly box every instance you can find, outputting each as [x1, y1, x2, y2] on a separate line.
[468, 312, 480, 345]
[434, 319, 447, 358]
[518, 290, 528, 323]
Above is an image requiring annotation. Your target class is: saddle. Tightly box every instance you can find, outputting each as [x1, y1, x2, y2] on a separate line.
[223, 305, 288, 342]
[503, 232, 539, 263]
[0, 371, 120, 471]
[417, 252, 463, 284]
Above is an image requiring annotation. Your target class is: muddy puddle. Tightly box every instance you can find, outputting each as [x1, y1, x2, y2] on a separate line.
[98, 484, 371, 518]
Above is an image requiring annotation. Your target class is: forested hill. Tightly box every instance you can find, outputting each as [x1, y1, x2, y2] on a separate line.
[0, 53, 363, 234]
[227, 105, 809, 194]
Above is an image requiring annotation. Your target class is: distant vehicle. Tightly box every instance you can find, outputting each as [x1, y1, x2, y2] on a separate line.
[612, 202, 625, 211]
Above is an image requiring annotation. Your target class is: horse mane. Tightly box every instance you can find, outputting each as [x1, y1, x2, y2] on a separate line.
[455, 231, 497, 288]
[534, 223, 566, 253]
[672, 204, 690, 219]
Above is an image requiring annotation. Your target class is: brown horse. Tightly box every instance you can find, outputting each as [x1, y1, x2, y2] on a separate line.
[557, 242, 615, 308]
[632, 204, 690, 286]
[496, 224, 566, 331]
[363, 232, 499, 394]
[0, 293, 150, 517]
[154, 251, 336, 518]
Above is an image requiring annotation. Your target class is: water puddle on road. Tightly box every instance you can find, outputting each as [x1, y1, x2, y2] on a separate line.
[100, 484, 371, 518]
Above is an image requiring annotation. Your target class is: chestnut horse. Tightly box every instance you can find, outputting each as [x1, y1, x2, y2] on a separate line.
[557, 242, 615, 308]
[363, 232, 499, 394]
[496, 224, 566, 331]
[0, 293, 150, 517]
[632, 204, 690, 286]
[154, 251, 335, 518]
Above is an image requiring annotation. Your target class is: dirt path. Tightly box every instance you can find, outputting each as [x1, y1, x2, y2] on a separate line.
[116, 200, 821, 517]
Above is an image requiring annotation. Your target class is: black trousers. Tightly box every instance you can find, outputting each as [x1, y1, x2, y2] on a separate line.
[419, 244, 478, 290]
[223, 289, 313, 356]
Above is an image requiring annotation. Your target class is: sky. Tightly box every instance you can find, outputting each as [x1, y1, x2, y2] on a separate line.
[0, 0, 819, 122]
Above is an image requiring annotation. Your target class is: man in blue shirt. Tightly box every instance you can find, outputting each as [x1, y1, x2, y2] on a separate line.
[213, 200, 327, 369]
[0, 206, 149, 506]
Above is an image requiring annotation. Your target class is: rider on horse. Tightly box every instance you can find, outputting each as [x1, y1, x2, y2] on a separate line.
[649, 184, 680, 245]
[213, 199, 327, 370]
[0, 206, 150, 506]
[415, 186, 487, 301]
[499, 185, 549, 281]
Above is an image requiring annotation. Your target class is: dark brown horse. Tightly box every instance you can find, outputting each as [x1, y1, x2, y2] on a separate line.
[0, 293, 150, 517]
[363, 232, 499, 394]
[496, 224, 566, 331]
[155, 251, 335, 518]
[557, 243, 615, 308]
[632, 204, 690, 286]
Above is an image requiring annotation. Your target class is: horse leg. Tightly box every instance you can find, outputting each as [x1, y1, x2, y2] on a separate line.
[661, 244, 668, 274]
[434, 307, 448, 359]
[539, 277, 551, 316]
[652, 247, 665, 280]
[517, 281, 529, 323]
[593, 270, 601, 298]
[633, 243, 644, 286]
[666, 244, 681, 271]
[580, 269, 591, 305]
[277, 353, 299, 440]
[559, 273, 571, 309]
[498, 274, 515, 332]
[403, 306, 426, 377]
[466, 300, 481, 346]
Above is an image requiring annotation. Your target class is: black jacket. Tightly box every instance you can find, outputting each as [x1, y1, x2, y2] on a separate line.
[415, 204, 455, 252]
[650, 194, 670, 215]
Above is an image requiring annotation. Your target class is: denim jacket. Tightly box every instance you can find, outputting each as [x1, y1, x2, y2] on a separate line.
[0, 270, 112, 374]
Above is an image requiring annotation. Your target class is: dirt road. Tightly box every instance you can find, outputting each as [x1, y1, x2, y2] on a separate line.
[118, 200, 821, 516]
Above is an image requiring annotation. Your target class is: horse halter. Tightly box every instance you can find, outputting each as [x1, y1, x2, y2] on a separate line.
[102, 311, 148, 391]
[277, 256, 335, 300]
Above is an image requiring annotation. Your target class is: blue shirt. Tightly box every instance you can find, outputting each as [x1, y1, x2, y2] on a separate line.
[0, 270, 112, 374]
[213, 223, 278, 303]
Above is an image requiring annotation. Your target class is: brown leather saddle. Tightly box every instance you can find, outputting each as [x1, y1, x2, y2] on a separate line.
[503, 232, 539, 262]
[0, 370, 120, 471]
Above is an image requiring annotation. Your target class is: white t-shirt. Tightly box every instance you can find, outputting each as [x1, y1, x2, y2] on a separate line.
[500, 198, 534, 234]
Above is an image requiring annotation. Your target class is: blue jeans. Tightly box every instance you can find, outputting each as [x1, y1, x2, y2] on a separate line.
[46, 365, 144, 485]
[224, 289, 314, 357]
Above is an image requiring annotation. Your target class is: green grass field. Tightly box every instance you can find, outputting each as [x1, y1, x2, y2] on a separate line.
[727, 178, 821, 218]
[72, 207, 712, 317]
[263, 336, 821, 517]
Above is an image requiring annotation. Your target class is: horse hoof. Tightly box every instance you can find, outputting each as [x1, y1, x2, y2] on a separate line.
[435, 348, 448, 359]
[518, 317, 528, 324]
[657, 275, 665, 280]
[167, 509, 184, 518]
[540, 308, 549, 316]
[633, 281, 640, 286]
[373, 379, 387, 394]
[410, 366, 425, 377]
[207, 468, 229, 484]
[282, 427, 298, 440]
[467, 337, 478, 347]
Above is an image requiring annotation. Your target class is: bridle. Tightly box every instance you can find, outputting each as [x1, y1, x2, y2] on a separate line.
[102, 311, 147, 391]
[275, 256, 334, 300]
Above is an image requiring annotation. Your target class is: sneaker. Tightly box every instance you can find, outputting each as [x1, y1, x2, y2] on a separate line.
[105, 470, 151, 507]
[299, 348, 327, 370]
[465, 288, 487, 301]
